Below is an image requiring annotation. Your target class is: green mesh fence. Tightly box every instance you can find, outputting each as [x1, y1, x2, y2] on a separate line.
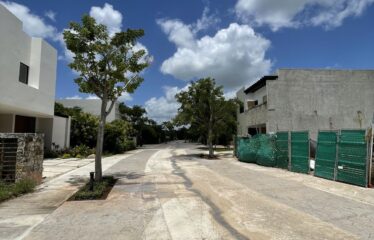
[275, 132, 289, 169]
[290, 131, 310, 174]
[337, 130, 368, 187]
[256, 134, 277, 167]
[315, 131, 337, 180]
[237, 137, 258, 163]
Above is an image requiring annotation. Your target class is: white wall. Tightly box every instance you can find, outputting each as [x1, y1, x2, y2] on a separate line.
[51, 116, 70, 149]
[57, 99, 120, 122]
[0, 5, 57, 118]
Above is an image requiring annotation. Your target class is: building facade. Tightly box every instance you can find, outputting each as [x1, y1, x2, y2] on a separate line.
[0, 5, 70, 149]
[237, 69, 374, 140]
[57, 99, 120, 122]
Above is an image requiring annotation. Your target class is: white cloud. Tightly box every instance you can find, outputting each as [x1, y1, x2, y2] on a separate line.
[235, 0, 374, 31]
[118, 92, 133, 102]
[144, 85, 189, 123]
[158, 19, 272, 91]
[90, 3, 122, 36]
[65, 95, 83, 100]
[0, 1, 57, 39]
[45, 10, 56, 21]
[86, 95, 99, 100]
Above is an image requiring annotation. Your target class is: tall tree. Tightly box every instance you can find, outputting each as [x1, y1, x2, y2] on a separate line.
[175, 78, 237, 157]
[63, 15, 149, 180]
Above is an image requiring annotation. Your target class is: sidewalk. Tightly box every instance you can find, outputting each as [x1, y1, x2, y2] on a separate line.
[0, 150, 140, 240]
[43, 158, 94, 181]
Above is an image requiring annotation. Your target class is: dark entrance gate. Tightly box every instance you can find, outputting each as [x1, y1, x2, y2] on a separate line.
[290, 131, 310, 174]
[276, 132, 289, 169]
[0, 138, 18, 182]
[315, 131, 338, 180]
[337, 130, 368, 187]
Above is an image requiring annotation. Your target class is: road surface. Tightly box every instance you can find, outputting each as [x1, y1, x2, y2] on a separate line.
[10, 141, 374, 239]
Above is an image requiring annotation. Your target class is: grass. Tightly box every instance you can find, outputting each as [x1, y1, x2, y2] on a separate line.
[0, 178, 37, 202]
[69, 176, 117, 201]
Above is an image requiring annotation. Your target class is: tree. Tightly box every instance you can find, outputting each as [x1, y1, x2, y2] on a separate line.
[175, 78, 237, 158]
[63, 15, 149, 180]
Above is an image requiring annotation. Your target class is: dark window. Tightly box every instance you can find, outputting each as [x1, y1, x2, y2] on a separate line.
[19, 63, 29, 84]
[14, 115, 36, 133]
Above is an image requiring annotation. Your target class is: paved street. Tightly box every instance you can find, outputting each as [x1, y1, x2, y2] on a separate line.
[4, 141, 374, 240]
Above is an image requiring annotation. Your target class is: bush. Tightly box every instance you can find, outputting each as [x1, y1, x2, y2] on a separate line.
[123, 139, 136, 151]
[62, 153, 72, 159]
[104, 120, 134, 154]
[70, 145, 93, 158]
[70, 111, 99, 148]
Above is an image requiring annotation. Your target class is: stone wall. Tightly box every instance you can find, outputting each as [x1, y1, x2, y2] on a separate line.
[0, 133, 44, 183]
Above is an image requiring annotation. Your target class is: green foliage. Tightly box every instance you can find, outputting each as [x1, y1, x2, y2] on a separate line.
[63, 15, 149, 101]
[0, 178, 36, 202]
[174, 78, 238, 156]
[70, 145, 93, 158]
[62, 153, 72, 159]
[123, 139, 136, 151]
[71, 111, 99, 148]
[70, 176, 116, 200]
[104, 120, 134, 153]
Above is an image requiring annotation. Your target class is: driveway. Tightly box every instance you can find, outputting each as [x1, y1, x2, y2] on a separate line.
[13, 142, 374, 239]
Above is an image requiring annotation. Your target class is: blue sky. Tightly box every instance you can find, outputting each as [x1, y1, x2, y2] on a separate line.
[1, 0, 374, 122]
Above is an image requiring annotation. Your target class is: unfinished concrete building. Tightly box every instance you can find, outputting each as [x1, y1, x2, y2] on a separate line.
[236, 69, 374, 140]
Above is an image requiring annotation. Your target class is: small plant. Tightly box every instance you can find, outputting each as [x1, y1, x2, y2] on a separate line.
[70, 145, 93, 158]
[62, 153, 72, 159]
[69, 176, 116, 201]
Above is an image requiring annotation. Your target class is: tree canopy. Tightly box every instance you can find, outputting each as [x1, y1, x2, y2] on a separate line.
[175, 78, 237, 157]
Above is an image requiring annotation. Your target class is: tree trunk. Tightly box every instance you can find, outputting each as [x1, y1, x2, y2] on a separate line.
[208, 111, 214, 158]
[95, 100, 107, 181]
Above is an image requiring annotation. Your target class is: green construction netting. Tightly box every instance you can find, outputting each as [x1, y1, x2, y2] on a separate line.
[237, 137, 258, 163]
[315, 131, 337, 180]
[290, 131, 310, 174]
[256, 134, 277, 167]
[337, 130, 368, 187]
[275, 132, 289, 169]
[236, 134, 278, 166]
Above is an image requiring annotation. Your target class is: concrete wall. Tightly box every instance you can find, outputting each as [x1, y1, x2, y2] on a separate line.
[267, 69, 374, 140]
[0, 114, 14, 132]
[57, 99, 120, 122]
[236, 86, 268, 136]
[0, 5, 57, 118]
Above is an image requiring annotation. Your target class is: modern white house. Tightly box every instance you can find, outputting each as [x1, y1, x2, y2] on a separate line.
[58, 99, 120, 122]
[0, 4, 70, 150]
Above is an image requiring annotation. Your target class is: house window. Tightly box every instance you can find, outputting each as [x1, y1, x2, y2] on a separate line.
[19, 63, 29, 84]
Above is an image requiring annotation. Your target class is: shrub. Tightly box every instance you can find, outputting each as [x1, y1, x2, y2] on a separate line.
[123, 139, 136, 151]
[104, 120, 134, 154]
[70, 145, 93, 158]
[62, 153, 72, 159]
[70, 111, 99, 148]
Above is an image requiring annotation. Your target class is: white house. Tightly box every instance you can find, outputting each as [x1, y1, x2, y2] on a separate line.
[0, 4, 70, 150]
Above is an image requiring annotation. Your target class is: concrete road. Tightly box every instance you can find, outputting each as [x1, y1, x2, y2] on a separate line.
[20, 141, 374, 240]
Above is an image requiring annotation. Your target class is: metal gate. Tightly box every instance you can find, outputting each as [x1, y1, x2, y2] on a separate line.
[0, 138, 18, 182]
[337, 130, 368, 187]
[276, 132, 289, 169]
[315, 131, 337, 180]
[291, 131, 310, 174]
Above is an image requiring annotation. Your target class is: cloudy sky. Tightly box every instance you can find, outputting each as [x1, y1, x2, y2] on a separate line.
[1, 0, 374, 122]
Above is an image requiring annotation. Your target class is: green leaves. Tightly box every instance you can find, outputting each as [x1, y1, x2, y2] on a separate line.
[174, 78, 238, 145]
[63, 15, 149, 102]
